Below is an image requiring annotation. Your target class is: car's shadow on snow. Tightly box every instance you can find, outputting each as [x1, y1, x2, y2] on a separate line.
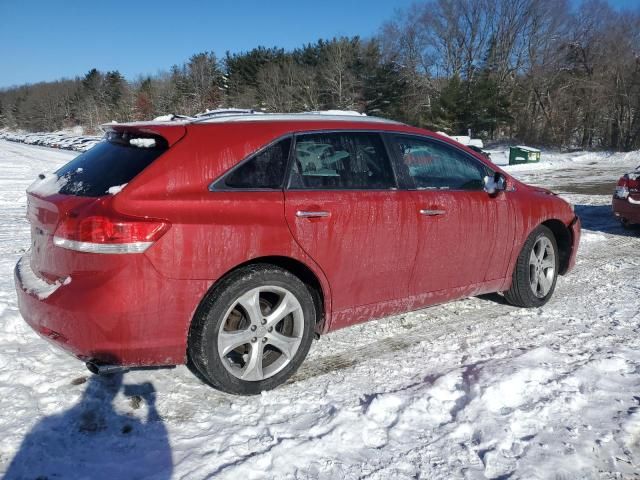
[574, 204, 640, 237]
[475, 293, 509, 305]
[4, 373, 172, 480]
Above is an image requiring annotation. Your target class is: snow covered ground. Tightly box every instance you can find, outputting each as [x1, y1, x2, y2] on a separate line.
[0, 139, 639, 479]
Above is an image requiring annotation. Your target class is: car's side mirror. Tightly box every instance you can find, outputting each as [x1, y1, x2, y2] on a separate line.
[483, 173, 507, 195]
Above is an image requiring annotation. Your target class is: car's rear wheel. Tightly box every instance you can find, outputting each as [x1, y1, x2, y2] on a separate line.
[505, 225, 559, 308]
[188, 265, 316, 395]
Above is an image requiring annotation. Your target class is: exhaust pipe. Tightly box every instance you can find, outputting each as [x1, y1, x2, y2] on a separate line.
[86, 361, 130, 376]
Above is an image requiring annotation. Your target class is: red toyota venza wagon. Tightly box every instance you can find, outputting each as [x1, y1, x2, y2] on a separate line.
[15, 112, 581, 394]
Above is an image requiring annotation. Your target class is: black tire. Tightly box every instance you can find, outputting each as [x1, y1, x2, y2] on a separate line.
[504, 225, 559, 308]
[188, 264, 316, 395]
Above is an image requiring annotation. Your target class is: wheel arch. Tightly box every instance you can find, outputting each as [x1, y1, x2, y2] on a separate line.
[189, 255, 330, 342]
[501, 218, 573, 293]
[541, 219, 572, 275]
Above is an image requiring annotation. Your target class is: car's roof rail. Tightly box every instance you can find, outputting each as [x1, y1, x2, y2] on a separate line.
[193, 108, 262, 119]
[193, 112, 403, 125]
[108, 111, 404, 129]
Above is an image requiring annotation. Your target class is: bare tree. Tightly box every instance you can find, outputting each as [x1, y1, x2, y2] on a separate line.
[320, 38, 360, 109]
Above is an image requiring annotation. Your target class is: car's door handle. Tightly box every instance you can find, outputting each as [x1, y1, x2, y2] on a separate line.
[419, 209, 446, 216]
[296, 210, 330, 218]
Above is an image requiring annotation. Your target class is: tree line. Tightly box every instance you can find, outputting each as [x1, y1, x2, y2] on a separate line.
[1, 0, 640, 150]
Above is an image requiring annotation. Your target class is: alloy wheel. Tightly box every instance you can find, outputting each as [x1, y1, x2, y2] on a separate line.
[217, 286, 304, 381]
[528, 236, 556, 298]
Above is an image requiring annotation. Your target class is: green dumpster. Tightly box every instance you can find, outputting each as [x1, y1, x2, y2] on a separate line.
[509, 146, 541, 165]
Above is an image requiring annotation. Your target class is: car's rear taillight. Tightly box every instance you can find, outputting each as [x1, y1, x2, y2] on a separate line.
[53, 214, 170, 254]
[615, 177, 630, 199]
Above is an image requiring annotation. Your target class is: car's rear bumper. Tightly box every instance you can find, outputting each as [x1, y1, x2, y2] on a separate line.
[14, 250, 209, 367]
[613, 196, 640, 224]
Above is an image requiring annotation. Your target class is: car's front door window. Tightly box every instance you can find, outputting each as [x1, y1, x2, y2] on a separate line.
[391, 136, 487, 190]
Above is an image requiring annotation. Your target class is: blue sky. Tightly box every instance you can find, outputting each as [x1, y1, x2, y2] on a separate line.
[0, 0, 637, 88]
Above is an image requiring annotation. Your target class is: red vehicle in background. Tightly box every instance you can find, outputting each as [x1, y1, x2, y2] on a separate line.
[14, 112, 581, 395]
[613, 166, 640, 228]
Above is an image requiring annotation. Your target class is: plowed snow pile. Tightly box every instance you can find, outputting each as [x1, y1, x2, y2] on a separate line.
[0, 140, 638, 479]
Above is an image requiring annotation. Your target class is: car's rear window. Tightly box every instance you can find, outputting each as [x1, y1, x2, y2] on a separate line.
[55, 132, 168, 197]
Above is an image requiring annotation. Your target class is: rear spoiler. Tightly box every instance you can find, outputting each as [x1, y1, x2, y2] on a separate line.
[101, 123, 187, 147]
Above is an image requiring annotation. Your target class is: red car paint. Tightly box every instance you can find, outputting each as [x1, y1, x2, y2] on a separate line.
[612, 169, 640, 226]
[14, 117, 580, 367]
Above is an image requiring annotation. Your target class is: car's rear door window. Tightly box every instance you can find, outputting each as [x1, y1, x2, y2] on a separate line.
[390, 135, 489, 190]
[288, 132, 396, 190]
[55, 132, 168, 196]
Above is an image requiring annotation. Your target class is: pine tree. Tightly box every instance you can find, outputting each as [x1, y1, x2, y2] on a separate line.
[431, 75, 466, 133]
[360, 42, 407, 120]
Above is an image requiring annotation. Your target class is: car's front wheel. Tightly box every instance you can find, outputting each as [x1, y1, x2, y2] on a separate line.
[504, 225, 559, 308]
[188, 265, 316, 395]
